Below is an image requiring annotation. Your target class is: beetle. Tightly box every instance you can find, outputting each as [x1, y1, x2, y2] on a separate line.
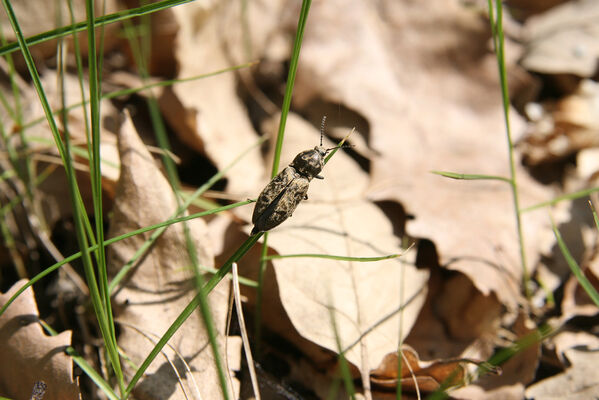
[251, 117, 336, 235]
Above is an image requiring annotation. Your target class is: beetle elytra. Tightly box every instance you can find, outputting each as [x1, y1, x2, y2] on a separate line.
[251, 116, 335, 235]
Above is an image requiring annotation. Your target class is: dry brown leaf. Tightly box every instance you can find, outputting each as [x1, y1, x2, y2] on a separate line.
[0, 280, 80, 400]
[0, 0, 120, 67]
[452, 383, 526, 400]
[505, 0, 569, 20]
[371, 346, 466, 393]
[525, 347, 599, 399]
[41, 70, 121, 188]
[2, 68, 121, 227]
[241, 114, 428, 378]
[559, 228, 599, 321]
[521, 0, 599, 77]
[156, 1, 265, 197]
[404, 268, 505, 386]
[520, 79, 599, 165]
[477, 313, 540, 389]
[287, 0, 552, 310]
[577, 148, 599, 182]
[107, 112, 239, 399]
[552, 331, 599, 364]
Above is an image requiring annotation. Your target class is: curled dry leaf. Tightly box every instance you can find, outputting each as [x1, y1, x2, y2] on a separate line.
[107, 113, 239, 400]
[0, 280, 80, 400]
[370, 345, 466, 393]
[244, 114, 428, 376]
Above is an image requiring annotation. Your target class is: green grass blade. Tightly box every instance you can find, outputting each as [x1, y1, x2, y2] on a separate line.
[270, 0, 312, 177]
[0, 0, 114, 357]
[487, 0, 530, 298]
[0, 200, 253, 317]
[476, 324, 553, 377]
[552, 219, 599, 307]
[432, 170, 511, 183]
[123, 232, 263, 398]
[21, 62, 256, 132]
[591, 200, 599, 231]
[265, 253, 404, 262]
[0, 0, 195, 57]
[255, 0, 313, 358]
[84, 0, 123, 390]
[122, 14, 231, 396]
[328, 303, 356, 400]
[520, 187, 599, 213]
[109, 136, 265, 292]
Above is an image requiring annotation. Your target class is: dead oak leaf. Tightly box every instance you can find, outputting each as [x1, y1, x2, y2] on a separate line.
[0, 280, 80, 400]
[157, 1, 265, 197]
[525, 348, 599, 400]
[291, 0, 552, 309]
[107, 112, 239, 400]
[244, 114, 429, 377]
[371, 346, 466, 393]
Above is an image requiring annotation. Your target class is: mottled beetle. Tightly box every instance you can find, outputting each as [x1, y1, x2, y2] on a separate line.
[251, 117, 340, 235]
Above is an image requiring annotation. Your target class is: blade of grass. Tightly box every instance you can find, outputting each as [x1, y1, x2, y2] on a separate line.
[83, 0, 124, 389]
[474, 323, 553, 379]
[122, 14, 231, 397]
[591, 200, 599, 231]
[0, 199, 254, 317]
[552, 217, 599, 307]
[432, 170, 511, 183]
[254, 0, 313, 354]
[488, 0, 530, 299]
[265, 253, 405, 262]
[1, 0, 124, 390]
[270, 0, 312, 176]
[108, 136, 265, 292]
[123, 232, 263, 398]
[21, 62, 256, 132]
[232, 263, 261, 399]
[327, 301, 356, 400]
[520, 187, 599, 213]
[0, 0, 195, 57]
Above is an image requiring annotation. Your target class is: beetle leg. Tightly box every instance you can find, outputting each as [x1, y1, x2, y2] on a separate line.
[315, 174, 324, 179]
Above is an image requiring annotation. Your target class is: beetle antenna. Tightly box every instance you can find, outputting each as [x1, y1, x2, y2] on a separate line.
[320, 115, 327, 147]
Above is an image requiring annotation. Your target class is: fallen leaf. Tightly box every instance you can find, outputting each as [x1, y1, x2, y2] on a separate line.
[157, 1, 265, 197]
[0, 0, 120, 67]
[371, 346, 466, 393]
[474, 313, 540, 391]
[0, 280, 80, 400]
[552, 330, 599, 364]
[525, 348, 599, 399]
[107, 112, 239, 399]
[521, 0, 599, 77]
[288, 0, 552, 310]
[520, 79, 599, 165]
[241, 114, 429, 378]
